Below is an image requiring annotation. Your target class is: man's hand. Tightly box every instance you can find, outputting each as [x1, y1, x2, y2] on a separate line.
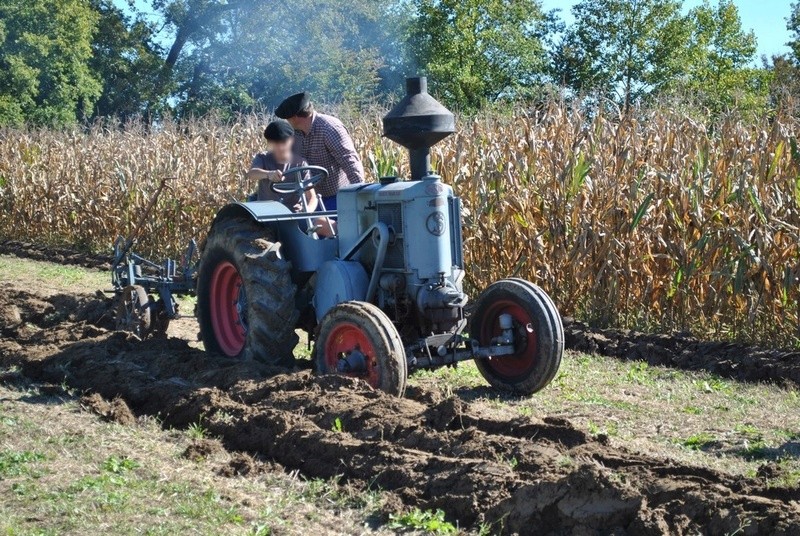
[265, 170, 283, 182]
[245, 168, 284, 183]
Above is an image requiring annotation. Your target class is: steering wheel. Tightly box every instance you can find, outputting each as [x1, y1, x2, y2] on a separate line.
[270, 165, 329, 196]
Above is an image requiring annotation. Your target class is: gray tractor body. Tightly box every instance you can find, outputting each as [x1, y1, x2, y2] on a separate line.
[211, 170, 468, 365]
[206, 75, 557, 378]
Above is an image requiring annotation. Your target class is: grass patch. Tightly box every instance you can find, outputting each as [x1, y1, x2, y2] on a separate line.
[0, 383, 392, 536]
[0, 256, 107, 290]
[678, 432, 717, 451]
[409, 348, 800, 477]
[0, 450, 45, 478]
[186, 421, 208, 440]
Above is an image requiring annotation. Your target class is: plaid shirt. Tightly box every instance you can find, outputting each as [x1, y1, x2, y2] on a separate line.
[293, 113, 364, 197]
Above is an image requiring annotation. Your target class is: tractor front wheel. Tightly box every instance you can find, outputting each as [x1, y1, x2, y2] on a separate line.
[315, 301, 407, 396]
[471, 279, 563, 395]
[196, 218, 298, 366]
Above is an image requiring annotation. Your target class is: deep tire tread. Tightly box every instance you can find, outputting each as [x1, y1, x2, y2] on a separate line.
[197, 218, 298, 366]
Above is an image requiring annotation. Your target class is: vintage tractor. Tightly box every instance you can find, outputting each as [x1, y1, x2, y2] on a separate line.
[195, 77, 563, 396]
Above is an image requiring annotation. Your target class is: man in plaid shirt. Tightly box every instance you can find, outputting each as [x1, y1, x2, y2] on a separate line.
[276, 92, 364, 211]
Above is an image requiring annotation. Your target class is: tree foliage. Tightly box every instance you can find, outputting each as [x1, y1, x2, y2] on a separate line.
[677, 0, 764, 112]
[789, 1, 800, 64]
[174, 0, 400, 117]
[409, 0, 553, 110]
[551, 0, 689, 109]
[89, 0, 165, 120]
[0, 0, 101, 126]
[0, 0, 789, 124]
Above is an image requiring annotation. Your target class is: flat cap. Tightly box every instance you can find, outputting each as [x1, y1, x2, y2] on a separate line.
[264, 119, 295, 141]
[275, 92, 310, 119]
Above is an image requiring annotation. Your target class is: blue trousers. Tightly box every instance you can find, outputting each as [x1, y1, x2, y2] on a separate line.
[320, 195, 337, 211]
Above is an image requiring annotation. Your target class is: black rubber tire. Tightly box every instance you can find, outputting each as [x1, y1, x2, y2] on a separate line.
[506, 277, 564, 387]
[315, 301, 408, 396]
[470, 279, 563, 395]
[197, 217, 298, 366]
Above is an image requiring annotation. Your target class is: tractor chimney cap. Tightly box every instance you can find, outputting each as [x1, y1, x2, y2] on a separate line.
[382, 76, 455, 151]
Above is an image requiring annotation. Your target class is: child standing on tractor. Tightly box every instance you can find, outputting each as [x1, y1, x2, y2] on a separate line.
[246, 119, 318, 213]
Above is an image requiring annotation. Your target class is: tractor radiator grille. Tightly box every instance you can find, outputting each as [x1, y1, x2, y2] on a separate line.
[377, 203, 403, 228]
[377, 203, 405, 270]
[449, 196, 463, 268]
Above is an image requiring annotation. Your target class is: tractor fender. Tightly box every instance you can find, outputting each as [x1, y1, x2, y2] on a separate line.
[313, 260, 369, 322]
[212, 201, 338, 275]
[211, 201, 293, 228]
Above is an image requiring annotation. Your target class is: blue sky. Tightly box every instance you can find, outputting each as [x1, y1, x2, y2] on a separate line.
[541, 0, 793, 60]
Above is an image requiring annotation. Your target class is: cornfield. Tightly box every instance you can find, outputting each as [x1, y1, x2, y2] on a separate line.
[1, 104, 799, 345]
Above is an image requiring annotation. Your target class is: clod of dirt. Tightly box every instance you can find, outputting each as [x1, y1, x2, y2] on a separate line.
[217, 452, 271, 477]
[0, 303, 22, 332]
[0, 368, 26, 387]
[81, 393, 137, 426]
[0, 285, 115, 345]
[183, 439, 225, 462]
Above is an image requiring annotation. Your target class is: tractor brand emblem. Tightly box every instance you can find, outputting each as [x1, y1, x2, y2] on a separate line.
[426, 211, 446, 236]
[425, 183, 444, 195]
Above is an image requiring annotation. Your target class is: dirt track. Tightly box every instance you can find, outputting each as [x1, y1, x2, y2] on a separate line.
[1, 282, 800, 534]
[564, 318, 800, 387]
[0, 240, 112, 270]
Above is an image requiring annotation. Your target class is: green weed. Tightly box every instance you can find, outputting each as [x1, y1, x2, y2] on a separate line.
[187, 422, 208, 440]
[102, 456, 139, 474]
[626, 361, 655, 385]
[388, 508, 457, 535]
[331, 417, 344, 433]
[696, 378, 732, 394]
[679, 432, 716, 450]
[0, 450, 45, 477]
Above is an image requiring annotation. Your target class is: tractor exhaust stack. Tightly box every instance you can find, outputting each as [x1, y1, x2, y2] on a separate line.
[382, 77, 455, 181]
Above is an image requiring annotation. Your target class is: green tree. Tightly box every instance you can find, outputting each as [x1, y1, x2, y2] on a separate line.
[143, 0, 403, 117]
[788, 2, 800, 64]
[552, 0, 689, 110]
[409, 0, 552, 110]
[0, 0, 101, 125]
[676, 0, 764, 112]
[89, 0, 165, 120]
[767, 55, 800, 112]
[775, 5, 800, 112]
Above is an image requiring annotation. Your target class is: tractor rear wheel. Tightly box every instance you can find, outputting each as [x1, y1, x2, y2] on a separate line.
[315, 301, 407, 396]
[470, 279, 563, 395]
[197, 218, 298, 366]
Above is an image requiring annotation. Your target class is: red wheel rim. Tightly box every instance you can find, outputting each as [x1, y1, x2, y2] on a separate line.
[324, 322, 380, 388]
[478, 299, 538, 379]
[209, 261, 246, 357]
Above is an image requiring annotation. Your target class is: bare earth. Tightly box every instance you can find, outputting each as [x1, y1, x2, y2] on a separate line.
[1, 252, 800, 535]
